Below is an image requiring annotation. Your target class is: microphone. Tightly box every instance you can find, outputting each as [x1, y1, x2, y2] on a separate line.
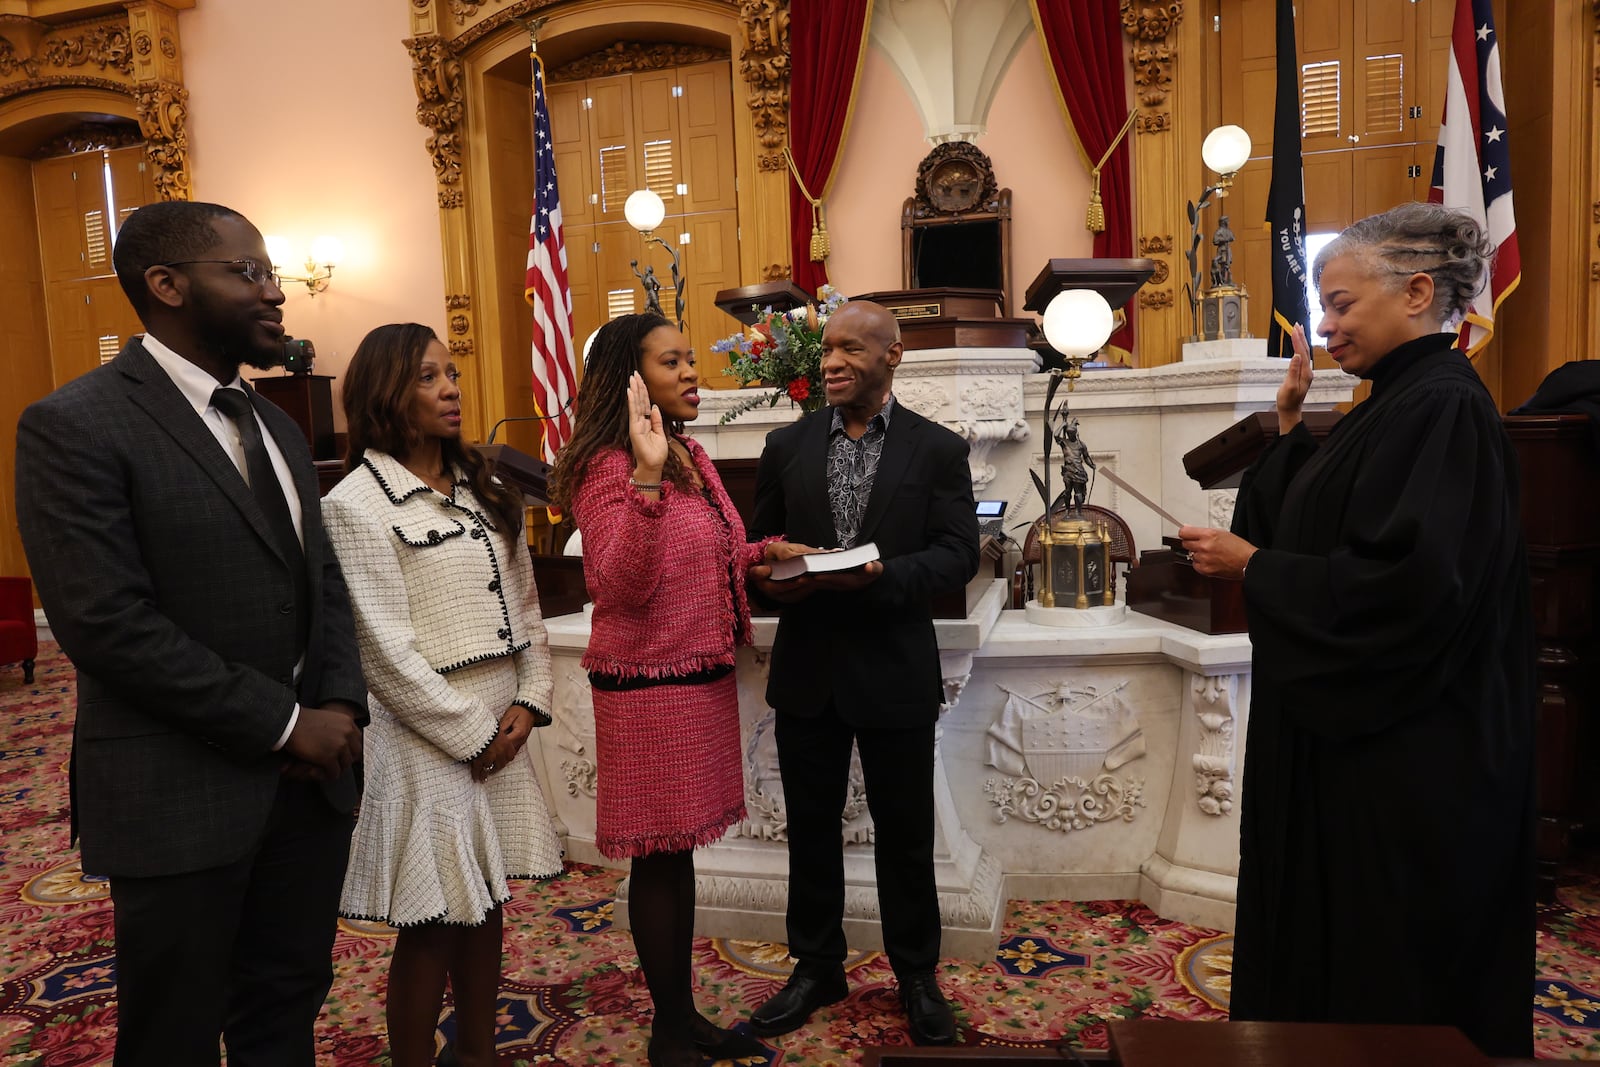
[485, 400, 572, 444]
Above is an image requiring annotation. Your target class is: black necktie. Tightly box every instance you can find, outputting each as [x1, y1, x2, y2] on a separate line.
[212, 387, 311, 659]
[211, 387, 304, 567]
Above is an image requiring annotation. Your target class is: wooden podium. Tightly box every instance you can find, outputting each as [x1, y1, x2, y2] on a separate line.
[852, 287, 1034, 350]
[1125, 411, 1343, 633]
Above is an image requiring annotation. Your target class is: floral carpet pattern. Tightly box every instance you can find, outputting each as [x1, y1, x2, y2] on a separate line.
[1, 642, 1597, 1063]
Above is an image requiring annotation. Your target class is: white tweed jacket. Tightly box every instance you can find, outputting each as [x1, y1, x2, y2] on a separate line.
[322, 450, 553, 761]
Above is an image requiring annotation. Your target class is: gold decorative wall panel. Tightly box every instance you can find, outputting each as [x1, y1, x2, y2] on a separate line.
[1122, 0, 1192, 363]
[405, 0, 791, 440]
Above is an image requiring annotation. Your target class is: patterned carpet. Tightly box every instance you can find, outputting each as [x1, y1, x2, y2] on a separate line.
[1, 641, 1597, 1064]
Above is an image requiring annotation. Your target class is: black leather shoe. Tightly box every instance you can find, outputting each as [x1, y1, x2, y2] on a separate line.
[688, 1012, 769, 1059]
[645, 1034, 701, 1067]
[900, 972, 956, 1046]
[749, 967, 849, 1037]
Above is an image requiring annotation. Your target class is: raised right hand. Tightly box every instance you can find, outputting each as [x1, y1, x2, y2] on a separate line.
[627, 371, 668, 476]
[1277, 324, 1314, 433]
[283, 705, 363, 781]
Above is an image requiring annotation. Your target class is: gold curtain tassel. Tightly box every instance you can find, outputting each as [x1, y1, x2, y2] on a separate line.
[809, 203, 830, 261]
[1085, 169, 1106, 234]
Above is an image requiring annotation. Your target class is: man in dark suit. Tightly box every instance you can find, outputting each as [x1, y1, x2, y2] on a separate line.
[14, 201, 366, 1067]
[746, 300, 979, 1046]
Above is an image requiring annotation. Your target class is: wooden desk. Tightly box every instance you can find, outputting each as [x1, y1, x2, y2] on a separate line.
[1108, 1021, 1494, 1067]
[1504, 413, 1600, 896]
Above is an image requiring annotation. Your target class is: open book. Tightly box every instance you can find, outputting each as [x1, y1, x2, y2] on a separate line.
[768, 542, 880, 581]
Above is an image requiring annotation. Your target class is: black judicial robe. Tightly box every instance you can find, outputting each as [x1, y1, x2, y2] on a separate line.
[1227, 332, 1535, 1057]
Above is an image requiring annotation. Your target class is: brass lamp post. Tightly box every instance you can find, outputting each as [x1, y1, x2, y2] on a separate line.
[1184, 124, 1253, 341]
[1035, 289, 1116, 609]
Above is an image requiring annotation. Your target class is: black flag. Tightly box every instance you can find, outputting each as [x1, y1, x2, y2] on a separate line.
[1265, 0, 1309, 357]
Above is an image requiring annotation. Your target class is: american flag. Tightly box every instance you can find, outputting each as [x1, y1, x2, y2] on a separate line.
[1428, 0, 1519, 358]
[524, 53, 577, 463]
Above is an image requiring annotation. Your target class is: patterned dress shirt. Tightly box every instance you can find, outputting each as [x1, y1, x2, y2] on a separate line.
[826, 395, 895, 549]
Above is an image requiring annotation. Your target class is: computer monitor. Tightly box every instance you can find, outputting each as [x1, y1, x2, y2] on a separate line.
[975, 499, 1007, 540]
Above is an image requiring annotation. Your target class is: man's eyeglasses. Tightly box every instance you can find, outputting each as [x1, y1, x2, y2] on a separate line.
[159, 259, 282, 290]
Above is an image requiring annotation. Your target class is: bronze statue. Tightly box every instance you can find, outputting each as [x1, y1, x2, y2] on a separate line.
[630, 259, 663, 316]
[1053, 414, 1096, 513]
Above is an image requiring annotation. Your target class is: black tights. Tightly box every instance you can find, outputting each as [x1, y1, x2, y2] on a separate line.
[628, 849, 696, 1041]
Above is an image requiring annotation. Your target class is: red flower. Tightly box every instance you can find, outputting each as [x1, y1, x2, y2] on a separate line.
[787, 378, 811, 402]
[749, 339, 768, 356]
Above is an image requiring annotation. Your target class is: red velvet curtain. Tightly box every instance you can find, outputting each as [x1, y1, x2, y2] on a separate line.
[1032, 1, 1135, 353]
[788, 0, 872, 298]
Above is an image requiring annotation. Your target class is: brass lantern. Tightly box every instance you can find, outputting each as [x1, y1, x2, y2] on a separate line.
[1040, 515, 1112, 610]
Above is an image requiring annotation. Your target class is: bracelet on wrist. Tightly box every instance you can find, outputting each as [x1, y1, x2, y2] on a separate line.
[630, 479, 663, 492]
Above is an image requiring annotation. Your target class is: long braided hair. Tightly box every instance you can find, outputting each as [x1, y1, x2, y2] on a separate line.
[549, 312, 692, 514]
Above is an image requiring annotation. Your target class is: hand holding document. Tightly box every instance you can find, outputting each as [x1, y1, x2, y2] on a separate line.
[1094, 466, 1188, 529]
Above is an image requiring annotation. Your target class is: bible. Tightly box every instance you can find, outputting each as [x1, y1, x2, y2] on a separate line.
[769, 542, 880, 581]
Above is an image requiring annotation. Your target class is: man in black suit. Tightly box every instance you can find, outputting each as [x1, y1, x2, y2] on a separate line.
[747, 300, 979, 1046]
[14, 201, 366, 1067]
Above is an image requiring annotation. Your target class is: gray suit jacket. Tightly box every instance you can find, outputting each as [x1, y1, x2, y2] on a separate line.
[15, 339, 366, 878]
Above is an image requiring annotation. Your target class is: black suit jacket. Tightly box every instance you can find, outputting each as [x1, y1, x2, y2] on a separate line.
[14, 339, 366, 878]
[750, 402, 979, 728]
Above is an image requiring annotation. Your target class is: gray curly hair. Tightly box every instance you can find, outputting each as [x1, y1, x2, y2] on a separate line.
[1312, 202, 1493, 328]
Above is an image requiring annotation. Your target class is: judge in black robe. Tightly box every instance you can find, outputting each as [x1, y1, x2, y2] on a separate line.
[1179, 209, 1535, 1057]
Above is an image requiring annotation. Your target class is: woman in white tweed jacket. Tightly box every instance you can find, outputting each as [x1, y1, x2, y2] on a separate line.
[323, 323, 561, 1067]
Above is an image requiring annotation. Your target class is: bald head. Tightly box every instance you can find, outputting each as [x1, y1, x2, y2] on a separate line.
[825, 300, 901, 349]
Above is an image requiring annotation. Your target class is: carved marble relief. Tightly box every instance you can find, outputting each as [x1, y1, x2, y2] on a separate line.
[953, 418, 1028, 493]
[554, 663, 597, 798]
[1187, 672, 1239, 816]
[983, 680, 1148, 831]
[890, 379, 949, 419]
[1207, 488, 1237, 530]
[730, 708, 872, 844]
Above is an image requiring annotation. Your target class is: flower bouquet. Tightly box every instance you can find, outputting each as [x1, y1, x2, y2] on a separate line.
[712, 286, 847, 424]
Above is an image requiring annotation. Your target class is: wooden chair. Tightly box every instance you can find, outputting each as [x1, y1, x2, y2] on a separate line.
[1010, 504, 1137, 609]
[0, 576, 38, 684]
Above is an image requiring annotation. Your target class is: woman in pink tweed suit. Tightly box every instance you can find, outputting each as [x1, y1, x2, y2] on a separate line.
[551, 312, 812, 1067]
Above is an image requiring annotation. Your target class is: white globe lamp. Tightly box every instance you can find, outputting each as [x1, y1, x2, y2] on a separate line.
[623, 189, 666, 234]
[1041, 288, 1116, 389]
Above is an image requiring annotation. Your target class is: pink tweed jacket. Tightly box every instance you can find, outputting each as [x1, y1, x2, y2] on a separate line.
[574, 437, 775, 680]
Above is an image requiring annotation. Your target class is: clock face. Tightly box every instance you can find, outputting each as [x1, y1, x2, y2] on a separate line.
[926, 159, 984, 213]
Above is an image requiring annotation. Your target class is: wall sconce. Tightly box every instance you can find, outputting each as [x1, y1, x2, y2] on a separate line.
[1184, 125, 1252, 341]
[622, 189, 686, 329]
[265, 234, 343, 297]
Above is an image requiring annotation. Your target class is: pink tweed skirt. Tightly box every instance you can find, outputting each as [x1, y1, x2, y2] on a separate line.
[591, 672, 747, 859]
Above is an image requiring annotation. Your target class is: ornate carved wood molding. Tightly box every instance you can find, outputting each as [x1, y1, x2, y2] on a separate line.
[547, 40, 727, 82]
[1120, 1, 1182, 121]
[0, 7, 192, 202]
[739, 0, 790, 149]
[0, 15, 136, 99]
[405, 33, 466, 209]
[134, 80, 192, 200]
[28, 121, 144, 159]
